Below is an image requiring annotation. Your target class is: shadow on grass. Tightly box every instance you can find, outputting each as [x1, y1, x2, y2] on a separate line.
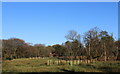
[2, 72, 101, 74]
[99, 67, 120, 72]
[59, 69, 75, 72]
[81, 64, 119, 72]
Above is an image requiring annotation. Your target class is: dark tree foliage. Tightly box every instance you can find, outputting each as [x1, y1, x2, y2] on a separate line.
[52, 44, 66, 56]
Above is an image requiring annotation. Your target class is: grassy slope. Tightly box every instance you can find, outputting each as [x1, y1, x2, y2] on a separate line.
[2, 58, 120, 72]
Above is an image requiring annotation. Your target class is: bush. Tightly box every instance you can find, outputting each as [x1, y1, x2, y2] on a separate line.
[6, 57, 13, 60]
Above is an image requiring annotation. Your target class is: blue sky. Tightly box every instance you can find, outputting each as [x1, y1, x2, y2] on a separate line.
[2, 2, 118, 46]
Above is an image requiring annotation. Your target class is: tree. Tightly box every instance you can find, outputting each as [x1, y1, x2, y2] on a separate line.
[65, 30, 85, 61]
[83, 27, 100, 60]
[52, 44, 66, 57]
[114, 40, 120, 61]
[71, 40, 85, 57]
[65, 30, 81, 56]
[65, 30, 77, 41]
[99, 31, 115, 61]
[46, 46, 55, 54]
[2, 38, 29, 59]
[34, 44, 50, 57]
[2, 38, 38, 59]
[64, 41, 73, 56]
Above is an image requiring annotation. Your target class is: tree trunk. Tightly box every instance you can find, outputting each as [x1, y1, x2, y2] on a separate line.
[104, 43, 107, 61]
[89, 43, 91, 60]
[115, 48, 119, 61]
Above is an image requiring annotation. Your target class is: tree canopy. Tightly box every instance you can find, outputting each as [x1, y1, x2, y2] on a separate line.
[2, 27, 120, 61]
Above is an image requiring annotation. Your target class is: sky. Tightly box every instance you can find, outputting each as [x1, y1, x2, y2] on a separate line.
[2, 0, 120, 2]
[2, 2, 118, 46]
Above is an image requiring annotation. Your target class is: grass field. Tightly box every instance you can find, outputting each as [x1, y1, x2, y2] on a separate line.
[2, 57, 120, 73]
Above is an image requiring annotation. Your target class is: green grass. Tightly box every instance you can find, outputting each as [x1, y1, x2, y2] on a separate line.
[2, 57, 120, 72]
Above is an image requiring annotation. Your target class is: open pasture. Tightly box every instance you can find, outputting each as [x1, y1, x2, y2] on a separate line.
[2, 57, 120, 72]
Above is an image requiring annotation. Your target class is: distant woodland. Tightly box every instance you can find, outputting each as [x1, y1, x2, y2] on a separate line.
[2, 27, 120, 61]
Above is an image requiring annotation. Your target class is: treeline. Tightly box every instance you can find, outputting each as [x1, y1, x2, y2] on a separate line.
[2, 27, 120, 61]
